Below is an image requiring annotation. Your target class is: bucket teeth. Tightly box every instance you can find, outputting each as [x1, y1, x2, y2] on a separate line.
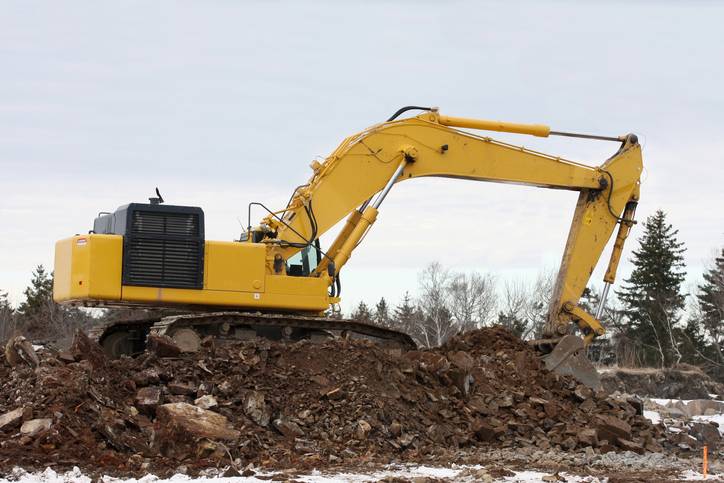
[541, 335, 601, 390]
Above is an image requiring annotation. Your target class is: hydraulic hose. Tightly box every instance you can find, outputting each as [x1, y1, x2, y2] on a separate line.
[386, 106, 433, 122]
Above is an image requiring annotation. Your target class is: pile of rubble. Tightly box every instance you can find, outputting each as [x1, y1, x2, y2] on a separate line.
[642, 398, 723, 450]
[0, 327, 719, 477]
[601, 366, 724, 399]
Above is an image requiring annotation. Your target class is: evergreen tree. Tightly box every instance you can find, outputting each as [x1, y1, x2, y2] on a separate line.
[15, 264, 87, 342]
[0, 290, 11, 311]
[17, 265, 54, 317]
[394, 291, 417, 332]
[0, 290, 15, 342]
[686, 248, 724, 374]
[496, 310, 527, 338]
[616, 210, 686, 367]
[350, 301, 373, 323]
[697, 248, 724, 338]
[374, 297, 391, 327]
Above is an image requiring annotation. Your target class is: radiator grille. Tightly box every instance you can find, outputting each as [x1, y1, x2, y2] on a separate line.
[129, 211, 200, 237]
[122, 209, 204, 289]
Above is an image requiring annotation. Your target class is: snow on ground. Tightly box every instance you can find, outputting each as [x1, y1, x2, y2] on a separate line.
[651, 399, 724, 406]
[679, 469, 724, 481]
[0, 466, 617, 483]
[2, 464, 721, 482]
[644, 398, 724, 436]
[643, 410, 662, 425]
[644, 408, 723, 434]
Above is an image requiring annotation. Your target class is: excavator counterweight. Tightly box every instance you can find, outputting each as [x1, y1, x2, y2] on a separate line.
[54, 107, 643, 389]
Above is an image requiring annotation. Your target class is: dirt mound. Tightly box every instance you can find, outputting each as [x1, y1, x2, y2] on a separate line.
[0, 327, 704, 478]
[601, 367, 724, 399]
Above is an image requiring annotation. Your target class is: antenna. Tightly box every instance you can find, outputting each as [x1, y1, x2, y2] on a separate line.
[149, 187, 164, 205]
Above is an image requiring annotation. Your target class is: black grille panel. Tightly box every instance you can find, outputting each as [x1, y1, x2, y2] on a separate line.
[130, 211, 200, 237]
[120, 205, 205, 289]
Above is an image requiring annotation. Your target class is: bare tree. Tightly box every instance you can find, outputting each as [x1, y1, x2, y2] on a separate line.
[448, 272, 497, 331]
[409, 262, 500, 347]
[498, 280, 529, 335]
[497, 270, 555, 341]
[524, 270, 555, 340]
[413, 262, 456, 347]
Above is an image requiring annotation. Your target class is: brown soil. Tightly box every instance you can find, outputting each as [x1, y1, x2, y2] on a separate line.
[0, 327, 698, 478]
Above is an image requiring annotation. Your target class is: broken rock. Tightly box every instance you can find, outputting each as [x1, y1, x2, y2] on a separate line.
[147, 334, 182, 358]
[473, 420, 503, 442]
[689, 421, 721, 447]
[573, 385, 593, 402]
[20, 418, 52, 437]
[243, 390, 271, 427]
[355, 419, 372, 440]
[194, 395, 218, 410]
[449, 351, 475, 372]
[135, 387, 162, 414]
[69, 329, 106, 369]
[617, 438, 645, 454]
[273, 418, 304, 438]
[577, 428, 599, 447]
[0, 408, 25, 431]
[168, 382, 196, 396]
[4, 335, 39, 368]
[156, 403, 240, 440]
[595, 415, 631, 445]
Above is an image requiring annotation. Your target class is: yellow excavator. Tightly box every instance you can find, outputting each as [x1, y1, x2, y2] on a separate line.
[53, 106, 643, 389]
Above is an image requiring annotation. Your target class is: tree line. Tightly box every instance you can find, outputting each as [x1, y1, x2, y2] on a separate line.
[1, 209, 722, 379]
[349, 210, 723, 379]
[0, 265, 92, 346]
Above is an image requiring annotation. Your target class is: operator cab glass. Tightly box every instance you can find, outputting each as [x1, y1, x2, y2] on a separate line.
[286, 241, 321, 276]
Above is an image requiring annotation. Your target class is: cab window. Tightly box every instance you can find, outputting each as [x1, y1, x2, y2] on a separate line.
[286, 242, 320, 276]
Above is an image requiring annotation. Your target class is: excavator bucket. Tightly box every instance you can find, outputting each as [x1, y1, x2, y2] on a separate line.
[541, 335, 601, 390]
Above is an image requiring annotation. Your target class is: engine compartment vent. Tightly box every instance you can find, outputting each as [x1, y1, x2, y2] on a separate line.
[93, 203, 205, 289]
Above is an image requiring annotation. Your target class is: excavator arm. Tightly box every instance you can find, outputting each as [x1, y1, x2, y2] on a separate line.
[255, 108, 643, 387]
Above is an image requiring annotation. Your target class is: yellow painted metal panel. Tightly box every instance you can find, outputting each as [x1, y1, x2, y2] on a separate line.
[53, 235, 122, 302]
[53, 237, 75, 301]
[122, 274, 328, 312]
[205, 241, 266, 292]
[86, 235, 122, 299]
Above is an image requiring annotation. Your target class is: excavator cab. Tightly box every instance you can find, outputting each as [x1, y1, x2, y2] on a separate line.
[286, 241, 321, 277]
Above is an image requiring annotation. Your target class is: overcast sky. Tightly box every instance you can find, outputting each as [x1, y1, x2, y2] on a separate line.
[1, 1, 722, 313]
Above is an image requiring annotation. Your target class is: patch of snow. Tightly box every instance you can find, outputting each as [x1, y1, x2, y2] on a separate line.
[293, 464, 463, 482]
[0, 466, 612, 483]
[651, 398, 724, 406]
[679, 469, 724, 481]
[1, 467, 91, 483]
[500, 471, 602, 482]
[644, 410, 661, 425]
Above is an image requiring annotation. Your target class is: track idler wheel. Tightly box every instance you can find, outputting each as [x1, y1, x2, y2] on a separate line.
[101, 331, 137, 358]
[168, 328, 202, 353]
